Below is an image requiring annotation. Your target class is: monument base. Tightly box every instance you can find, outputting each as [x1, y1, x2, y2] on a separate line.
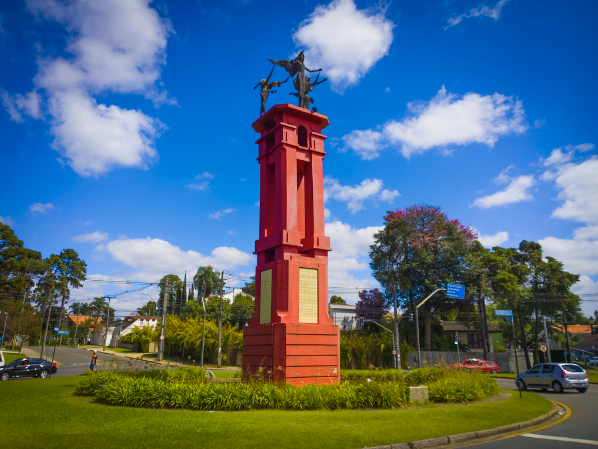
[242, 323, 340, 386]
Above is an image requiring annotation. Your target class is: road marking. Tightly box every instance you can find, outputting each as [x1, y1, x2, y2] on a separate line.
[452, 399, 572, 448]
[522, 434, 598, 445]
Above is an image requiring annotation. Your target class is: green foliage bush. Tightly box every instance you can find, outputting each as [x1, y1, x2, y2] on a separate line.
[75, 365, 500, 411]
[340, 329, 413, 369]
[428, 372, 501, 403]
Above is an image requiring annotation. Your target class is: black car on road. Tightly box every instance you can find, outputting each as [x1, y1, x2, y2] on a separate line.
[0, 358, 58, 380]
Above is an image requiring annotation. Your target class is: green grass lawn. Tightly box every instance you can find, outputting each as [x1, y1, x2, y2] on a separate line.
[2, 352, 25, 364]
[210, 370, 240, 379]
[0, 376, 552, 449]
[107, 347, 131, 353]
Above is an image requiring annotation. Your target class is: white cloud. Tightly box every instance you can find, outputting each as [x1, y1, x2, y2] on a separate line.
[226, 230, 236, 236]
[470, 227, 509, 248]
[343, 86, 526, 159]
[446, 0, 510, 29]
[29, 202, 54, 214]
[342, 129, 385, 160]
[550, 158, 598, 224]
[3, 0, 173, 177]
[574, 226, 598, 241]
[324, 176, 399, 213]
[1, 90, 41, 122]
[208, 208, 234, 219]
[473, 175, 535, 209]
[99, 237, 253, 276]
[0, 216, 15, 226]
[73, 231, 108, 243]
[186, 172, 215, 192]
[539, 236, 598, 277]
[326, 220, 382, 302]
[293, 0, 394, 92]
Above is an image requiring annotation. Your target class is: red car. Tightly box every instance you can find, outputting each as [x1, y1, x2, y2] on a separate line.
[452, 359, 500, 373]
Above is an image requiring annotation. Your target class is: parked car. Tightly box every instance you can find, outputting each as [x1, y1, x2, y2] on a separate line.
[516, 363, 588, 393]
[0, 358, 58, 380]
[451, 359, 500, 373]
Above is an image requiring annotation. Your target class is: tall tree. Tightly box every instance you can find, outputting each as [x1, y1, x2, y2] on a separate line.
[330, 295, 347, 304]
[0, 222, 46, 302]
[158, 274, 182, 316]
[230, 293, 254, 329]
[48, 249, 87, 337]
[355, 289, 388, 320]
[242, 276, 255, 297]
[370, 205, 476, 350]
[193, 266, 220, 300]
[137, 299, 158, 316]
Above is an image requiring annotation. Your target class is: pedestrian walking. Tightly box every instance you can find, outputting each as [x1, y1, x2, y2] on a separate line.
[90, 350, 97, 373]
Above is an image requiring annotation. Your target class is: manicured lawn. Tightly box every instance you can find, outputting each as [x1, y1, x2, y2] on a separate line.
[210, 370, 240, 379]
[0, 376, 552, 449]
[2, 352, 25, 364]
[107, 347, 131, 353]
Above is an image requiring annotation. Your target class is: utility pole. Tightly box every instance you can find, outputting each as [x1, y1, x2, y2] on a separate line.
[102, 296, 113, 352]
[563, 307, 572, 363]
[158, 279, 168, 362]
[542, 315, 551, 363]
[217, 271, 224, 368]
[392, 284, 400, 369]
[73, 307, 80, 347]
[41, 277, 54, 359]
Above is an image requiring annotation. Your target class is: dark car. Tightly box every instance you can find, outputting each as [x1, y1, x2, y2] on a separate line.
[0, 358, 57, 380]
[516, 363, 589, 393]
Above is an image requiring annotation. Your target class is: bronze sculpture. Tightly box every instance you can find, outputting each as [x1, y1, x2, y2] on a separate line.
[253, 67, 289, 116]
[269, 51, 326, 110]
[289, 73, 328, 109]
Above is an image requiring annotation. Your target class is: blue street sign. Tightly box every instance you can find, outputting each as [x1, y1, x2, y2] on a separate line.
[507, 316, 513, 322]
[56, 330, 69, 335]
[495, 309, 513, 317]
[447, 283, 465, 299]
[54, 327, 59, 331]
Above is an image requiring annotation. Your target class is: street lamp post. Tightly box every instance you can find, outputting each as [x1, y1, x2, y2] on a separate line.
[145, 286, 167, 362]
[415, 288, 445, 368]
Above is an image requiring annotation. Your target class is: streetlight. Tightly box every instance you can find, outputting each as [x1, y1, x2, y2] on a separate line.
[145, 290, 166, 362]
[415, 288, 445, 368]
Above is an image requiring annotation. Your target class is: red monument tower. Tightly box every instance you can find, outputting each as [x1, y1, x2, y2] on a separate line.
[242, 103, 340, 385]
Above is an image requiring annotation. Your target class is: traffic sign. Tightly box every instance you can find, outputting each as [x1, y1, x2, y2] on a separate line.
[54, 327, 59, 331]
[447, 283, 465, 299]
[392, 350, 397, 355]
[495, 309, 513, 317]
[57, 330, 69, 335]
[160, 335, 164, 340]
[541, 345, 547, 352]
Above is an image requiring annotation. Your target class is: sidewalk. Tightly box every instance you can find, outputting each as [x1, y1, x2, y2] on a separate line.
[87, 347, 241, 372]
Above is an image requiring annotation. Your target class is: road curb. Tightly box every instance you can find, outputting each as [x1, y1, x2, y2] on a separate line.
[361, 401, 563, 449]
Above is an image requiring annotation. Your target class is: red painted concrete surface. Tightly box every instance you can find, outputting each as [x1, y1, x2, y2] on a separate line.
[242, 104, 340, 385]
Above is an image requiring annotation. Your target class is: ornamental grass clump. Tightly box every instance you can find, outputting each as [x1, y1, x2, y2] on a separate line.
[428, 371, 501, 403]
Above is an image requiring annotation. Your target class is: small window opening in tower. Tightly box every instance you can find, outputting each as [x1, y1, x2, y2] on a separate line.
[298, 125, 308, 147]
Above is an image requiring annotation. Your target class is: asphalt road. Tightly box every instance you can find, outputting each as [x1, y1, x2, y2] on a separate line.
[465, 378, 598, 448]
[26, 346, 158, 377]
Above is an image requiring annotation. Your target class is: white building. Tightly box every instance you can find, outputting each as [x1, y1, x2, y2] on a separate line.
[92, 315, 160, 347]
[328, 303, 362, 331]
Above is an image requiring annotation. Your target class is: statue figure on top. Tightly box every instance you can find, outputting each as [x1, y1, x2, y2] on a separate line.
[253, 67, 289, 116]
[269, 51, 326, 111]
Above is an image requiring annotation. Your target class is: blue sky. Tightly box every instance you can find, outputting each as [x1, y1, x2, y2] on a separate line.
[1, 0, 597, 318]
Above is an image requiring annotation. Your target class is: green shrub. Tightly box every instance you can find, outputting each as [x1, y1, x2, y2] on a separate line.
[428, 372, 500, 403]
[75, 365, 499, 411]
